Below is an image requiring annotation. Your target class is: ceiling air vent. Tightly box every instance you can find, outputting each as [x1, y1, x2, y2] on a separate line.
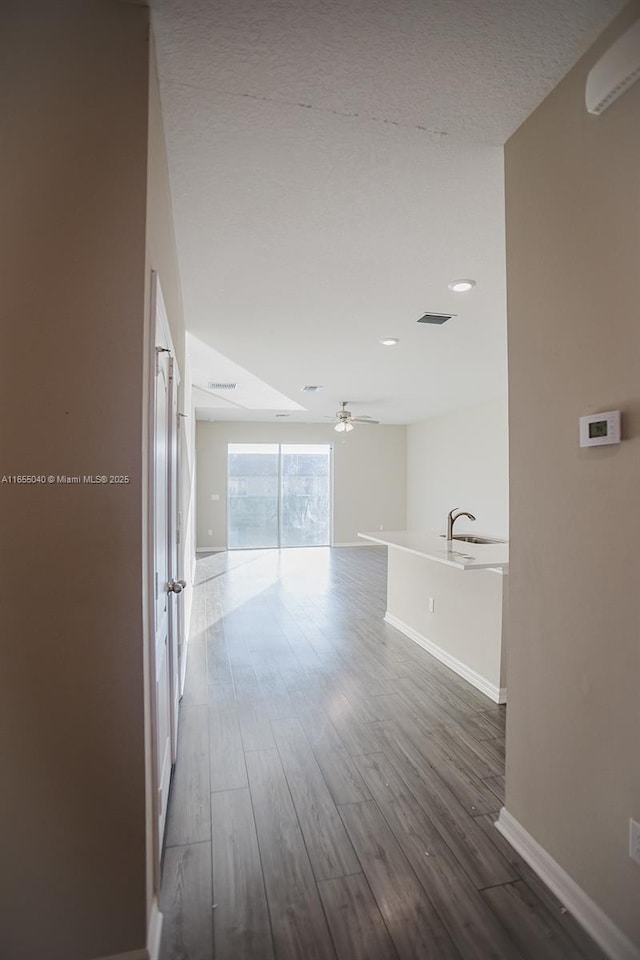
[417, 312, 455, 325]
[207, 382, 237, 390]
[301, 385, 323, 392]
[275, 413, 290, 417]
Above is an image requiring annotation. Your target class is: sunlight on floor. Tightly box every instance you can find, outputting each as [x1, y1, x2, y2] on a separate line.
[195, 547, 334, 627]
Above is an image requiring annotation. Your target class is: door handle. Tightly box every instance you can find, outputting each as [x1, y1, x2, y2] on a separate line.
[167, 578, 187, 594]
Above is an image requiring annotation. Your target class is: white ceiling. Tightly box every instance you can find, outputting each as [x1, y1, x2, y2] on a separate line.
[152, 0, 624, 425]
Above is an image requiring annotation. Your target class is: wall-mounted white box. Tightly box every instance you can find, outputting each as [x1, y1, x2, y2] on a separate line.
[579, 410, 621, 447]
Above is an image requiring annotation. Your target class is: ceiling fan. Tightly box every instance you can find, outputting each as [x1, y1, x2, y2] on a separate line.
[328, 401, 381, 433]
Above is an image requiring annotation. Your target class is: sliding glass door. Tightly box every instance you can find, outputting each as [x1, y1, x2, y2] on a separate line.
[227, 443, 331, 549]
[227, 444, 279, 548]
[280, 444, 331, 547]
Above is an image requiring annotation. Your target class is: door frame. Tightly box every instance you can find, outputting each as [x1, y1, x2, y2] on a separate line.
[146, 270, 181, 889]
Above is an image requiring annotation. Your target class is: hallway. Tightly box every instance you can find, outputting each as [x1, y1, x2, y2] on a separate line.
[159, 547, 605, 960]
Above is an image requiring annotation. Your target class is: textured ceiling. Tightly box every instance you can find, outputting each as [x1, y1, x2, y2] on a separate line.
[152, 0, 624, 424]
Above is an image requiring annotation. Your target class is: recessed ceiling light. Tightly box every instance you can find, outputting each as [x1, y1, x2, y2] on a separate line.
[379, 338, 399, 346]
[448, 279, 476, 293]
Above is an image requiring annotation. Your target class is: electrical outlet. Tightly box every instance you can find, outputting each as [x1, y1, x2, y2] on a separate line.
[207, 529, 213, 537]
[428, 597, 435, 613]
[630, 819, 640, 865]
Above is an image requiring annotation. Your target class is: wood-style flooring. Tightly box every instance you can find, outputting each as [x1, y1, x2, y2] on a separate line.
[159, 546, 606, 960]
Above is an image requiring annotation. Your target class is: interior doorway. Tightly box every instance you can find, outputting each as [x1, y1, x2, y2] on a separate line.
[227, 443, 332, 549]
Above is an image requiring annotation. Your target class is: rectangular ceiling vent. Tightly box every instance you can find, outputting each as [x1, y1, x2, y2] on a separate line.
[207, 382, 237, 391]
[417, 312, 455, 325]
[301, 385, 323, 392]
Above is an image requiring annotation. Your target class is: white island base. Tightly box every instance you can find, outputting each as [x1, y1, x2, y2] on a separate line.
[359, 532, 508, 704]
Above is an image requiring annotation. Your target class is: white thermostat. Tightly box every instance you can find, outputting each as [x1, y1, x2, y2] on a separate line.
[579, 410, 621, 447]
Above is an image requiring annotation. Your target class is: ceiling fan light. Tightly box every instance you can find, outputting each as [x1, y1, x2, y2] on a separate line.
[334, 420, 354, 433]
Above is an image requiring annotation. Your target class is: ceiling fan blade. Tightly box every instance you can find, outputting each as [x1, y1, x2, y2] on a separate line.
[352, 417, 380, 424]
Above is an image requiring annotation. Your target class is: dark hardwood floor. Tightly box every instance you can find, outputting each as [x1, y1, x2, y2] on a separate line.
[159, 546, 606, 960]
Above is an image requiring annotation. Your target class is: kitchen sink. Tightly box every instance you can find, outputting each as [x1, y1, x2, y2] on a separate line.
[440, 534, 504, 545]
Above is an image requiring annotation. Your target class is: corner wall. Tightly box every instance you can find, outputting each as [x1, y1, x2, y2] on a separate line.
[0, 2, 151, 958]
[504, 1, 640, 949]
[196, 421, 407, 548]
[144, 27, 192, 931]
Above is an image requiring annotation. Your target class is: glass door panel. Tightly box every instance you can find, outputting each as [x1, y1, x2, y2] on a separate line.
[227, 443, 332, 549]
[227, 443, 279, 549]
[280, 444, 331, 547]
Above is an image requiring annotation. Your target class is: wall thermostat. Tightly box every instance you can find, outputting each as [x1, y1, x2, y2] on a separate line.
[579, 410, 621, 447]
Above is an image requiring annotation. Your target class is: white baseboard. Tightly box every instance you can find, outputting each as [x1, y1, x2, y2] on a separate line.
[384, 612, 506, 704]
[496, 808, 640, 960]
[196, 546, 226, 553]
[147, 897, 163, 960]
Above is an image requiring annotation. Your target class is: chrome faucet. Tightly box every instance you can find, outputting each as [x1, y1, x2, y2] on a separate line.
[447, 507, 476, 541]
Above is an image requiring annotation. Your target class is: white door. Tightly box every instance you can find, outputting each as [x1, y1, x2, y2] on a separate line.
[150, 273, 183, 869]
[167, 360, 182, 763]
[153, 347, 172, 851]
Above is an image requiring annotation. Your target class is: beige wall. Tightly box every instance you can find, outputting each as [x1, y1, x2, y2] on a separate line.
[196, 420, 407, 549]
[0, 2, 151, 959]
[505, 1, 640, 947]
[407, 400, 509, 539]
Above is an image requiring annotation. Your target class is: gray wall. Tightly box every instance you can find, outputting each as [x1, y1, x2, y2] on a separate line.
[504, 1, 640, 946]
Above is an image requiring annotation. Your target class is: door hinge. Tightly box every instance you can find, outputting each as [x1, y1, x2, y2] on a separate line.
[155, 345, 170, 374]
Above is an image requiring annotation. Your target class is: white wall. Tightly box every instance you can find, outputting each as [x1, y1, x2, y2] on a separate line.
[196, 420, 406, 549]
[387, 550, 507, 697]
[144, 32, 195, 930]
[407, 399, 509, 539]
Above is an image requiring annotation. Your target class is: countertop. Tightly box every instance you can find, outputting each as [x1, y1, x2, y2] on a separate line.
[357, 530, 509, 571]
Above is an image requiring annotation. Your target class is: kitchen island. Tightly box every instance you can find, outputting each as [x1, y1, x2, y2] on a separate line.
[358, 530, 509, 703]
